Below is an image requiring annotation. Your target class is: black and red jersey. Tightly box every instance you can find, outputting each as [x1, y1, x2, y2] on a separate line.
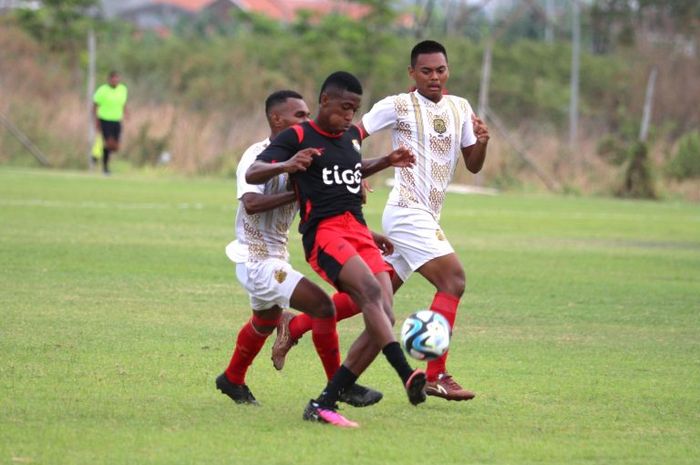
[257, 120, 367, 236]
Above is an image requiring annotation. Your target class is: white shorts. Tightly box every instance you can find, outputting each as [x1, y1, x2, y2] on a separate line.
[235, 259, 305, 311]
[382, 206, 455, 282]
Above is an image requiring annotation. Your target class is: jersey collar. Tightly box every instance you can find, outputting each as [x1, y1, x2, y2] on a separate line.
[309, 120, 344, 138]
[413, 90, 446, 108]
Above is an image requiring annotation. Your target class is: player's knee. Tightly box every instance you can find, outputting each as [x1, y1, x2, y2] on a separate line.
[316, 294, 336, 320]
[251, 311, 281, 334]
[254, 325, 275, 335]
[356, 277, 383, 307]
[437, 271, 465, 297]
[452, 274, 466, 297]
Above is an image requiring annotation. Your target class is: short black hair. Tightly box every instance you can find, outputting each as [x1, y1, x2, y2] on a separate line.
[410, 40, 448, 68]
[319, 71, 362, 103]
[108, 70, 119, 78]
[265, 90, 304, 117]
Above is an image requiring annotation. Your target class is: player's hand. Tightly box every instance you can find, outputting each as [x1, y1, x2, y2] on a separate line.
[472, 114, 490, 144]
[387, 146, 415, 168]
[284, 148, 321, 173]
[371, 231, 394, 256]
[360, 179, 373, 204]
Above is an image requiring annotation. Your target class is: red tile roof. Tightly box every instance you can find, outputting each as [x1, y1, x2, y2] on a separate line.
[153, 0, 371, 21]
[235, 0, 287, 20]
[226, 0, 369, 22]
[154, 0, 213, 13]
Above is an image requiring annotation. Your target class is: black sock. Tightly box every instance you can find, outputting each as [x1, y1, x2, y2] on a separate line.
[382, 341, 414, 385]
[316, 365, 357, 408]
[103, 148, 110, 172]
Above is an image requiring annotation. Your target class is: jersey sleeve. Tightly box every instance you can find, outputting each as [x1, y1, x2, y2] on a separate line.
[361, 95, 397, 135]
[349, 125, 365, 145]
[236, 145, 265, 200]
[459, 98, 478, 148]
[257, 127, 299, 163]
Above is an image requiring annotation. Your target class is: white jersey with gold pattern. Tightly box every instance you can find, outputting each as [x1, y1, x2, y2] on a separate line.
[362, 91, 477, 220]
[226, 138, 298, 263]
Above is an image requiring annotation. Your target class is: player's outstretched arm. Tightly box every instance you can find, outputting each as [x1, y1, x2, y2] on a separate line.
[240, 191, 297, 215]
[245, 160, 288, 184]
[462, 114, 490, 174]
[246, 148, 321, 184]
[360, 147, 415, 178]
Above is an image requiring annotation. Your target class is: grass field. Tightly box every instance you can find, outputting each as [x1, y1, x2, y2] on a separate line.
[1, 167, 699, 465]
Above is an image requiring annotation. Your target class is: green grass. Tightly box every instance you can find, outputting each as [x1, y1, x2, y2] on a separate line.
[1, 167, 699, 465]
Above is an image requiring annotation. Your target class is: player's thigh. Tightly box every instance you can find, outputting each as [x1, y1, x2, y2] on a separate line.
[416, 252, 466, 296]
[336, 255, 383, 307]
[236, 260, 304, 311]
[308, 232, 356, 287]
[289, 277, 334, 319]
[309, 220, 372, 287]
[382, 207, 455, 281]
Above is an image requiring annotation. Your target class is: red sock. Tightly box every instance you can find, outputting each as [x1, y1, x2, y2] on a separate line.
[288, 292, 361, 340]
[225, 316, 275, 384]
[332, 292, 362, 321]
[426, 292, 459, 381]
[289, 313, 311, 341]
[311, 317, 340, 381]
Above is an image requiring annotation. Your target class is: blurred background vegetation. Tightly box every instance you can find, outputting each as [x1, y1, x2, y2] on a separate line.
[0, 0, 698, 199]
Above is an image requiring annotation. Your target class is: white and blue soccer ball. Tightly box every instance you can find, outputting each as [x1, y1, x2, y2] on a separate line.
[400, 310, 451, 361]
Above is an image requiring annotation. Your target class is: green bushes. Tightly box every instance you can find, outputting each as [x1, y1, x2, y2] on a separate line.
[667, 131, 700, 180]
[618, 141, 656, 199]
[102, 22, 622, 125]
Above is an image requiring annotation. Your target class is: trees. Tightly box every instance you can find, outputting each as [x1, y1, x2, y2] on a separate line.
[591, 0, 700, 53]
[15, 0, 97, 52]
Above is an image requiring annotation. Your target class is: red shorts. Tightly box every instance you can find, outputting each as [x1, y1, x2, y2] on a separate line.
[305, 212, 392, 288]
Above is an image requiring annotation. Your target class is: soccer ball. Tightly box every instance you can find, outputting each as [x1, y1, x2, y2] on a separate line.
[400, 310, 451, 361]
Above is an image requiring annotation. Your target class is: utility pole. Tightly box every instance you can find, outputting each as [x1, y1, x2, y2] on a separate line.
[569, 0, 581, 165]
[545, 0, 554, 43]
[639, 67, 658, 143]
[86, 28, 96, 169]
[476, 40, 493, 187]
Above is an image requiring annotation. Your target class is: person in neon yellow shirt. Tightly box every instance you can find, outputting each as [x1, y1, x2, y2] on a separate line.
[92, 71, 128, 174]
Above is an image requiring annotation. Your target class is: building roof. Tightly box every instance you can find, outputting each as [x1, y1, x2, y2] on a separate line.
[218, 0, 370, 22]
[105, 0, 376, 31]
[154, 0, 212, 12]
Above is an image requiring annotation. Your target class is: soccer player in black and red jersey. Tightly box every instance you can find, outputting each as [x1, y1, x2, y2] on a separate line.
[246, 71, 425, 428]
[216, 90, 382, 409]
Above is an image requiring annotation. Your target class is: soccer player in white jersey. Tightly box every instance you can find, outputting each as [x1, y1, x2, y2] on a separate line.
[359, 40, 491, 401]
[216, 90, 381, 408]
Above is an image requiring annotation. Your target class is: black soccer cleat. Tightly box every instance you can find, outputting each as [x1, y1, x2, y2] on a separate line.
[215, 373, 259, 405]
[338, 383, 383, 407]
[405, 369, 427, 406]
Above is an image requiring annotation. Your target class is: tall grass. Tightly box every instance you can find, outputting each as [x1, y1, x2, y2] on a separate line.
[2, 20, 699, 198]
